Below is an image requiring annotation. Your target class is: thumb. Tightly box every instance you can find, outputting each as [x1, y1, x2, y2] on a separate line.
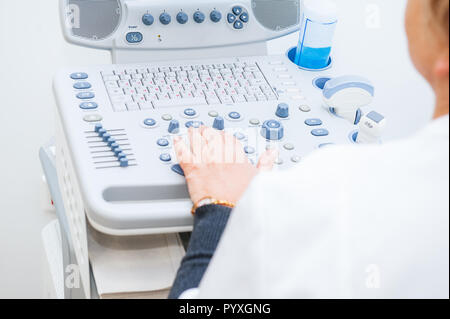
[257, 149, 278, 172]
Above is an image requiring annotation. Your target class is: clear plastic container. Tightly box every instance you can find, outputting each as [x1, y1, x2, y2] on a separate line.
[294, 0, 338, 70]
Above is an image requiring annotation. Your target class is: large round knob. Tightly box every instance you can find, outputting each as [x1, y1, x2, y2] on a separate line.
[193, 11, 206, 23]
[261, 120, 284, 140]
[176, 12, 189, 24]
[210, 10, 222, 23]
[168, 120, 180, 134]
[142, 14, 154, 26]
[213, 116, 225, 130]
[159, 13, 172, 25]
[276, 103, 289, 118]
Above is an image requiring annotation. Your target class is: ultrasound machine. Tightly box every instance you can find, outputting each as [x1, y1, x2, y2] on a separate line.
[40, 0, 388, 298]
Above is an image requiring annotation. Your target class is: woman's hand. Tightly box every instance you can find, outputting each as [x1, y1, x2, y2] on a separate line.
[174, 126, 278, 205]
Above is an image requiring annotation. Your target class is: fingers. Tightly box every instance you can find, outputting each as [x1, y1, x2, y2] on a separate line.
[257, 149, 278, 172]
[234, 137, 249, 164]
[201, 127, 223, 146]
[202, 128, 225, 163]
[188, 127, 207, 164]
[173, 136, 194, 170]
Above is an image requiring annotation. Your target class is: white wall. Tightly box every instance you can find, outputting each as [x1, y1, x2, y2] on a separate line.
[0, 0, 110, 298]
[0, 0, 432, 298]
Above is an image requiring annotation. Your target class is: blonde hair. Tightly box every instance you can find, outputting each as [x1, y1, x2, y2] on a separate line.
[429, 0, 449, 38]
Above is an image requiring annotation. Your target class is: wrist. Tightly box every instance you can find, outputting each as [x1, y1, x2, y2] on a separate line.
[191, 196, 236, 215]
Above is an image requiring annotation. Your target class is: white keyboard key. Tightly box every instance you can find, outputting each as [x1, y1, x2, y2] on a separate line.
[119, 74, 131, 81]
[192, 90, 205, 98]
[126, 103, 140, 111]
[134, 94, 146, 103]
[244, 66, 259, 72]
[118, 80, 130, 88]
[131, 73, 143, 79]
[123, 87, 137, 95]
[220, 96, 233, 104]
[169, 92, 182, 99]
[255, 93, 267, 101]
[244, 72, 254, 79]
[110, 95, 131, 104]
[143, 79, 155, 86]
[157, 93, 170, 100]
[232, 95, 247, 103]
[130, 79, 143, 87]
[181, 91, 194, 98]
[207, 97, 221, 105]
[139, 102, 154, 110]
[145, 93, 158, 101]
[266, 93, 278, 101]
[113, 103, 127, 112]
[153, 97, 207, 108]
[103, 75, 120, 81]
[160, 85, 172, 93]
[249, 79, 265, 86]
[269, 60, 283, 65]
[101, 71, 115, 77]
[104, 81, 119, 89]
[155, 79, 167, 86]
[108, 87, 123, 96]
[245, 94, 257, 102]
[136, 87, 149, 95]
[172, 84, 183, 92]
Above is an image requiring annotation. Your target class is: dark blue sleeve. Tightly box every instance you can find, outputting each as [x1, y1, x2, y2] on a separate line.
[168, 204, 232, 299]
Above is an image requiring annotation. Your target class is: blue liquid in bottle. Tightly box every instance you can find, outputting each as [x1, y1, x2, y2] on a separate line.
[296, 46, 332, 69]
[293, 0, 337, 71]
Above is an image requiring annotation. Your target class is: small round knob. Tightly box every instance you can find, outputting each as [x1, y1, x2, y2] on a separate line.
[159, 13, 172, 25]
[276, 103, 289, 118]
[213, 116, 225, 130]
[210, 10, 222, 23]
[261, 120, 284, 141]
[168, 120, 180, 134]
[176, 12, 189, 24]
[142, 14, 154, 26]
[193, 11, 206, 23]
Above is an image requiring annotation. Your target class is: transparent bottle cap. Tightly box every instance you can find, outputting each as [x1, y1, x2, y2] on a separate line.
[303, 0, 338, 23]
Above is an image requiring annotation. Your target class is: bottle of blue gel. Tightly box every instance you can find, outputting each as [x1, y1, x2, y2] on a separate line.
[294, 0, 338, 70]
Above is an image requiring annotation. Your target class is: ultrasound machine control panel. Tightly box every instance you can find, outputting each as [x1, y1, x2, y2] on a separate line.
[55, 0, 386, 236]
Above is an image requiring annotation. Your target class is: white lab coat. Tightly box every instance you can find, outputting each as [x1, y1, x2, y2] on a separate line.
[185, 115, 449, 299]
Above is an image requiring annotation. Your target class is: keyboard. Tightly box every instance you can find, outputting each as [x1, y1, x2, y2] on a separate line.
[53, 55, 358, 235]
[101, 62, 278, 112]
